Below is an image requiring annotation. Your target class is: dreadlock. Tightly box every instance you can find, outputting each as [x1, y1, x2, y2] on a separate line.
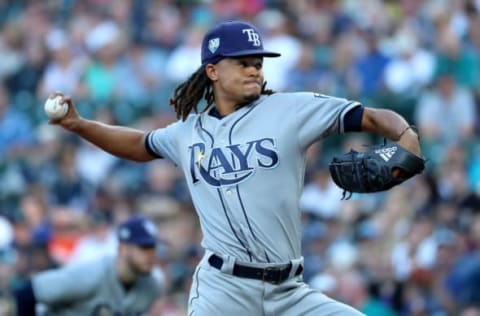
[169, 65, 276, 121]
[169, 66, 213, 121]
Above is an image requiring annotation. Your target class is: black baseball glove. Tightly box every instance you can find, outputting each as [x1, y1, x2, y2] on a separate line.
[328, 141, 425, 199]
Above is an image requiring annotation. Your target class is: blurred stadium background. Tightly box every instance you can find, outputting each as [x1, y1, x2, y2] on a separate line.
[0, 0, 480, 315]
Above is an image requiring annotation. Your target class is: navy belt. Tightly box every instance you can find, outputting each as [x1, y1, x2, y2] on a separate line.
[208, 254, 303, 285]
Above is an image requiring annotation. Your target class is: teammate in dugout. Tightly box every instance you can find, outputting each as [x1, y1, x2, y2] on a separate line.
[14, 215, 165, 316]
[45, 21, 423, 315]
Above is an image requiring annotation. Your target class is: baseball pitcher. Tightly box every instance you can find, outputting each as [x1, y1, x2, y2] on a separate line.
[44, 21, 424, 315]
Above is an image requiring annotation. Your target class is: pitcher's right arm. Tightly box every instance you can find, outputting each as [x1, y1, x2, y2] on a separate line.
[48, 93, 157, 162]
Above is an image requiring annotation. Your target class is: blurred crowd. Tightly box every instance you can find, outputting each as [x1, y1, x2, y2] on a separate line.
[0, 0, 480, 315]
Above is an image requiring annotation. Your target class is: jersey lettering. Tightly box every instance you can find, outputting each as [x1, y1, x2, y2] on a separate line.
[254, 138, 278, 168]
[189, 138, 278, 186]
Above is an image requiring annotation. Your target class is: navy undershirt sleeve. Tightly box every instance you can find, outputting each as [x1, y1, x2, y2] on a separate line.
[144, 131, 163, 159]
[14, 280, 37, 316]
[344, 105, 364, 132]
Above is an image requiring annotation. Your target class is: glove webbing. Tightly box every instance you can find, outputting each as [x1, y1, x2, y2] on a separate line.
[341, 149, 358, 200]
[340, 138, 387, 200]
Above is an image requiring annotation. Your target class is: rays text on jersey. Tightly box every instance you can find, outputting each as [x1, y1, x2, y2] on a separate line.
[189, 138, 279, 186]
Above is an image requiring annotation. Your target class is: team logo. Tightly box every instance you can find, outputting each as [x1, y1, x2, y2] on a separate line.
[189, 138, 279, 186]
[242, 29, 261, 46]
[375, 146, 397, 162]
[118, 227, 130, 240]
[144, 220, 157, 237]
[208, 37, 220, 53]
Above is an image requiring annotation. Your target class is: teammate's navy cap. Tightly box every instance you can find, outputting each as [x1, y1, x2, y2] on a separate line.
[201, 21, 281, 65]
[117, 215, 158, 247]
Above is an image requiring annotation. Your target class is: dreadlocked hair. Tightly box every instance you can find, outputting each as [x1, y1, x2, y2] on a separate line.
[169, 66, 276, 121]
[261, 82, 275, 96]
[169, 66, 213, 121]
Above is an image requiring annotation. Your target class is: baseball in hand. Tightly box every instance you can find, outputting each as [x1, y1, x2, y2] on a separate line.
[44, 96, 68, 119]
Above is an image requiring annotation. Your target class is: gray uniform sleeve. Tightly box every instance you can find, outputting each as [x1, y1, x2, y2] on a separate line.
[145, 267, 166, 310]
[146, 121, 183, 165]
[32, 261, 101, 305]
[295, 93, 361, 149]
[151, 266, 166, 297]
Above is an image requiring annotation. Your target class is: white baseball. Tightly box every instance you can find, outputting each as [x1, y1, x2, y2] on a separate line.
[44, 96, 68, 119]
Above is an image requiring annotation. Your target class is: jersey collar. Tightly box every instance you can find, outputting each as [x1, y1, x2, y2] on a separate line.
[207, 96, 266, 120]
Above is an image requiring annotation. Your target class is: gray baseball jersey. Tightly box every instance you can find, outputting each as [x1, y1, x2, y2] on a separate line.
[32, 256, 164, 316]
[147, 92, 359, 263]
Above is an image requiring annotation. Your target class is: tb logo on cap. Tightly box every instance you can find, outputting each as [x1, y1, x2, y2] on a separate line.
[242, 29, 261, 46]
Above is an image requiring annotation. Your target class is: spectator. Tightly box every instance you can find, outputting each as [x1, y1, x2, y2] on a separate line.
[5, 36, 46, 98]
[68, 211, 117, 264]
[354, 28, 390, 99]
[415, 69, 476, 163]
[300, 161, 343, 219]
[115, 38, 168, 108]
[256, 9, 302, 91]
[383, 27, 435, 97]
[435, 25, 479, 89]
[0, 21, 24, 81]
[38, 29, 85, 99]
[47, 145, 92, 210]
[82, 20, 122, 104]
[0, 83, 34, 161]
[337, 269, 397, 316]
[164, 25, 204, 84]
[287, 42, 323, 92]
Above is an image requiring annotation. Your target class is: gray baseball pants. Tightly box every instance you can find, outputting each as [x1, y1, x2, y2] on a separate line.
[188, 251, 365, 316]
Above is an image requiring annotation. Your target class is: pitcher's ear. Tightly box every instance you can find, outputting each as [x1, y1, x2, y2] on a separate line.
[205, 64, 219, 81]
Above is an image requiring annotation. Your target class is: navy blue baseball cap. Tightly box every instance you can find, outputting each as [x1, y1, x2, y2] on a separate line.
[117, 215, 158, 247]
[201, 21, 281, 65]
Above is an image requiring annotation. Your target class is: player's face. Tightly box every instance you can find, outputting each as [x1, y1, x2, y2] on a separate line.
[125, 244, 157, 275]
[212, 56, 264, 105]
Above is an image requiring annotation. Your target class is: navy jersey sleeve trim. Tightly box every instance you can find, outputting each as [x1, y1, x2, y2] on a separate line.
[343, 105, 364, 132]
[145, 131, 163, 159]
[14, 280, 37, 316]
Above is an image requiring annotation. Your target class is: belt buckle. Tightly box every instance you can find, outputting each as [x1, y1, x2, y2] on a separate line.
[262, 267, 282, 285]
